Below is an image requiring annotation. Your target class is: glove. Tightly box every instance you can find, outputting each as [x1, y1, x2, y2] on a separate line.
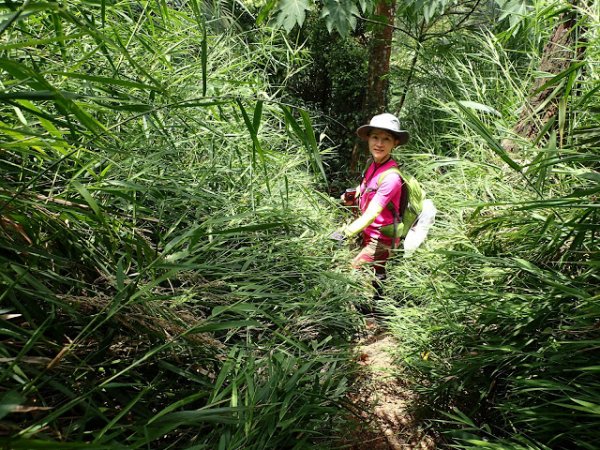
[329, 230, 347, 244]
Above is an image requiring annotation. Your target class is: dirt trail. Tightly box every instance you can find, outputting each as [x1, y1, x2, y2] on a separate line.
[344, 323, 436, 449]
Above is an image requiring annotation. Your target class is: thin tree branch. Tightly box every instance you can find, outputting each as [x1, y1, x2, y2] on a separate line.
[358, 15, 417, 40]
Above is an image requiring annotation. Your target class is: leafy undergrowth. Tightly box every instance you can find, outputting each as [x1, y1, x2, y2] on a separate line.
[2, 0, 599, 449]
[0, 2, 369, 448]
[382, 17, 600, 449]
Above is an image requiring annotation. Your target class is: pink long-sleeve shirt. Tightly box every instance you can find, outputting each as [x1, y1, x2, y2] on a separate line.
[358, 158, 402, 245]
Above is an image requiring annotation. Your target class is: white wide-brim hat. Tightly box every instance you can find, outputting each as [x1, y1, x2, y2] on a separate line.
[356, 113, 409, 145]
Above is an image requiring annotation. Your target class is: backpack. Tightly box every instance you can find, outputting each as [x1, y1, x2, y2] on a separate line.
[372, 168, 434, 251]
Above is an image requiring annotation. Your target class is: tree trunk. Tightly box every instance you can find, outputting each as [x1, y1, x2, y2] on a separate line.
[351, 0, 396, 172]
[503, 2, 584, 151]
[364, 0, 396, 117]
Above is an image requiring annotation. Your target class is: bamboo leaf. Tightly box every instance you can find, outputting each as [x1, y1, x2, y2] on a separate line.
[201, 19, 208, 97]
[0, 439, 119, 449]
[236, 99, 271, 193]
[532, 61, 586, 95]
[457, 100, 501, 116]
[94, 385, 151, 441]
[455, 100, 522, 173]
[0, 33, 86, 51]
[209, 222, 285, 235]
[253, 100, 263, 132]
[300, 109, 328, 185]
[72, 181, 101, 217]
[281, 105, 328, 184]
[188, 320, 262, 334]
[146, 391, 209, 425]
[47, 71, 163, 92]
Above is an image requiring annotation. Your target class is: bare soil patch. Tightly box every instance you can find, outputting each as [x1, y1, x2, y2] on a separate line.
[342, 323, 436, 449]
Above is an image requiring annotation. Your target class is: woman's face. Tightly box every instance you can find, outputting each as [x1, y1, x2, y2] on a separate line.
[368, 129, 399, 163]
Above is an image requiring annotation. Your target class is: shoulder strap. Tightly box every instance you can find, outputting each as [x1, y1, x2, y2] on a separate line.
[377, 168, 407, 220]
[379, 168, 426, 223]
[376, 167, 402, 187]
[374, 167, 403, 249]
[373, 168, 428, 242]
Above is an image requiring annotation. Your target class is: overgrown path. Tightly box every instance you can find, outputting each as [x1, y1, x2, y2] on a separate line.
[344, 321, 436, 449]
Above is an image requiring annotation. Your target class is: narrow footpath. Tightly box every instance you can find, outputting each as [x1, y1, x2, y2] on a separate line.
[343, 322, 437, 449]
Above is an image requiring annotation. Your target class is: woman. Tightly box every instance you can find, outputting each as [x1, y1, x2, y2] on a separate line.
[332, 112, 409, 287]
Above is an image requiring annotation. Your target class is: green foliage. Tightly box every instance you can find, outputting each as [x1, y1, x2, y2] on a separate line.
[3, 0, 599, 448]
[399, 0, 470, 24]
[275, 0, 312, 32]
[0, 1, 364, 448]
[320, 0, 360, 35]
[495, 0, 533, 32]
[384, 3, 600, 448]
[261, 0, 374, 35]
[284, 15, 369, 172]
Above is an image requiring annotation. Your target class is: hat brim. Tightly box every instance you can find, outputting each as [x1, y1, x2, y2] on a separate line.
[356, 125, 409, 146]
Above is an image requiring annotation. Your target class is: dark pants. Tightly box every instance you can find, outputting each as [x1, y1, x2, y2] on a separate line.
[352, 234, 394, 306]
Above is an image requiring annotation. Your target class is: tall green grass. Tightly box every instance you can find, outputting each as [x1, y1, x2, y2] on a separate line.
[0, 1, 364, 448]
[385, 6, 600, 448]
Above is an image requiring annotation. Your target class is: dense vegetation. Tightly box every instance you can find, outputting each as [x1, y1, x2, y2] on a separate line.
[1, 0, 598, 449]
[383, 2, 600, 448]
[0, 2, 369, 448]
